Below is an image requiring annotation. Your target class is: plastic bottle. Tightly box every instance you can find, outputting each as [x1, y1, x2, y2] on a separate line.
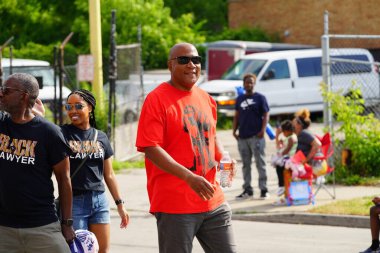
[219, 151, 233, 187]
[266, 123, 276, 140]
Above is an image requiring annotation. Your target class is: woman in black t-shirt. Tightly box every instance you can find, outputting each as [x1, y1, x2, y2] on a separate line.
[63, 89, 129, 253]
[292, 108, 321, 164]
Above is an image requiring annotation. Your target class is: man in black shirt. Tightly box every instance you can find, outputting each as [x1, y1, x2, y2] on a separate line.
[0, 73, 75, 253]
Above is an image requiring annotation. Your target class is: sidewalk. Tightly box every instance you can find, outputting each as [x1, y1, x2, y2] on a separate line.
[110, 169, 375, 230]
[217, 124, 373, 228]
[108, 123, 375, 229]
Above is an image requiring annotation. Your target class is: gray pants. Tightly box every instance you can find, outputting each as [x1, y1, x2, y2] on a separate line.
[0, 221, 70, 253]
[154, 202, 237, 253]
[238, 136, 267, 193]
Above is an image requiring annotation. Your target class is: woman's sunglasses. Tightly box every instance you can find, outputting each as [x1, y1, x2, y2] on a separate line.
[170, 56, 202, 65]
[64, 104, 86, 111]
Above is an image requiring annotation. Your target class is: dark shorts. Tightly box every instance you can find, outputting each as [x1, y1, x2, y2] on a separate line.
[0, 221, 70, 253]
[154, 202, 237, 253]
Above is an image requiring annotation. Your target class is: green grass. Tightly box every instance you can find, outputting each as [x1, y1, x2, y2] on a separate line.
[308, 196, 374, 216]
[331, 173, 380, 186]
[360, 177, 380, 186]
[112, 159, 145, 171]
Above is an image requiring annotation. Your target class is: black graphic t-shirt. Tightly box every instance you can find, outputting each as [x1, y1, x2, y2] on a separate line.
[0, 113, 70, 228]
[61, 124, 113, 193]
[235, 92, 269, 138]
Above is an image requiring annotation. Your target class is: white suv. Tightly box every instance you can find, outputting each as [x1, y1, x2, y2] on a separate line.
[1, 58, 72, 104]
[199, 48, 379, 117]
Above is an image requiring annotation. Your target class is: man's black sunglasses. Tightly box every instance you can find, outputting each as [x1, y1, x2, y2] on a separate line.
[170, 56, 202, 65]
[0, 86, 28, 95]
[64, 103, 86, 111]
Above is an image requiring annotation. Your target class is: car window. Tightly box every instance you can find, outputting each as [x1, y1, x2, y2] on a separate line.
[2, 66, 55, 86]
[296, 57, 322, 77]
[222, 59, 266, 80]
[331, 54, 371, 74]
[261, 60, 290, 80]
[296, 54, 371, 77]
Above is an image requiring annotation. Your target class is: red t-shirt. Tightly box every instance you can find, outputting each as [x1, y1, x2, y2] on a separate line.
[136, 82, 225, 213]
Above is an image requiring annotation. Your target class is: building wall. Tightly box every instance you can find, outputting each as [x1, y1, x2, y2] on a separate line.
[228, 0, 380, 48]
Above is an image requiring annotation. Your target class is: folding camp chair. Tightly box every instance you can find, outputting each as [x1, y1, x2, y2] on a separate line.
[313, 133, 336, 199]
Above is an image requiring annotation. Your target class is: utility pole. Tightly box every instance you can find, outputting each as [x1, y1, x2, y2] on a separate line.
[89, 0, 104, 110]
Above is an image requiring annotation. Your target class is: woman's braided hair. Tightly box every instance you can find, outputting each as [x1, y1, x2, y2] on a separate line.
[68, 89, 97, 128]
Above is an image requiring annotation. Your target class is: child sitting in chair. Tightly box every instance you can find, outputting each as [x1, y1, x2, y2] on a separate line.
[272, 120, 297, 205]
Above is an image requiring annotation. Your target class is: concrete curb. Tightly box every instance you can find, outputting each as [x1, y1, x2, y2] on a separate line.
[232, 212, 369, 228]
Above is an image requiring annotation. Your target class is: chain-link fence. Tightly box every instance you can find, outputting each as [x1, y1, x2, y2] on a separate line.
[322, 13, 380, 175]
[324, 40, 380, 118]
[111, 44, 171, 160]
[60, 44, 170, 161]
[111, 44, 143, 161]
[62, 45, 142, 161]
[64, 65, 79, 91]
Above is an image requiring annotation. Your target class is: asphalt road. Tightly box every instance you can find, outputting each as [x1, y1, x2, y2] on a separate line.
[105, 167, 372, 253]
[53, 122, 373, 252]
[110, 212, 369, 253]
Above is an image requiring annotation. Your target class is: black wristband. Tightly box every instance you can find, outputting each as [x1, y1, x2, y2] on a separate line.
[115, 199, 124, 206]
[61, 219, 73, 226]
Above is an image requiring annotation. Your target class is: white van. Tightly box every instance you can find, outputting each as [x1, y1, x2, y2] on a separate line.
[198, 48, 380, 116]
[1, 58, 72, 104]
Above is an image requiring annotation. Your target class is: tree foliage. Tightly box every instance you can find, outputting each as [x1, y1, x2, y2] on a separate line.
[321, 83, 380, 178]
[163, 0, 228, 33]
[0, 0, 206, 69]
[101, 0, 206, 69]
[0, 0, 275, 69]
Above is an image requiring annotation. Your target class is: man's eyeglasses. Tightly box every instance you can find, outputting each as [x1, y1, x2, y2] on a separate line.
[64, 104, 86, 111]
[170, 56, 202, 65]
[0, 86, 28, 95]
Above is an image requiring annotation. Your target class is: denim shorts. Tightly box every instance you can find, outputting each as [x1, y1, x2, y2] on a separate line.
[72, 191, 110, 230]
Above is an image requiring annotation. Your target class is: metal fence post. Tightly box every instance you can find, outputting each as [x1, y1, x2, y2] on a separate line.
[0, 36, 14, 85]
[59, 32, 74, 125]
[322, 11, 332, 134]
[108, 10, 117, 150]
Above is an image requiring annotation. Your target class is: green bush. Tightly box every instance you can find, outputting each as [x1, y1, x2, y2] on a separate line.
[321, 83, 380, 177]
[341, 175, 363, 186]
[217, 113, 233, 130]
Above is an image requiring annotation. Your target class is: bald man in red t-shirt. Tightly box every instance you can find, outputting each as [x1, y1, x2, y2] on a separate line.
[136, 43, 237, 253]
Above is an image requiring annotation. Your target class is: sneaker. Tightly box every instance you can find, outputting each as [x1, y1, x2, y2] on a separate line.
[260, 190, 270, 200]
[272, 198, 286, 206]
[360, 247, 380, 253]
[235, 190, 253, 200]
[276, 187, 285, 197]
